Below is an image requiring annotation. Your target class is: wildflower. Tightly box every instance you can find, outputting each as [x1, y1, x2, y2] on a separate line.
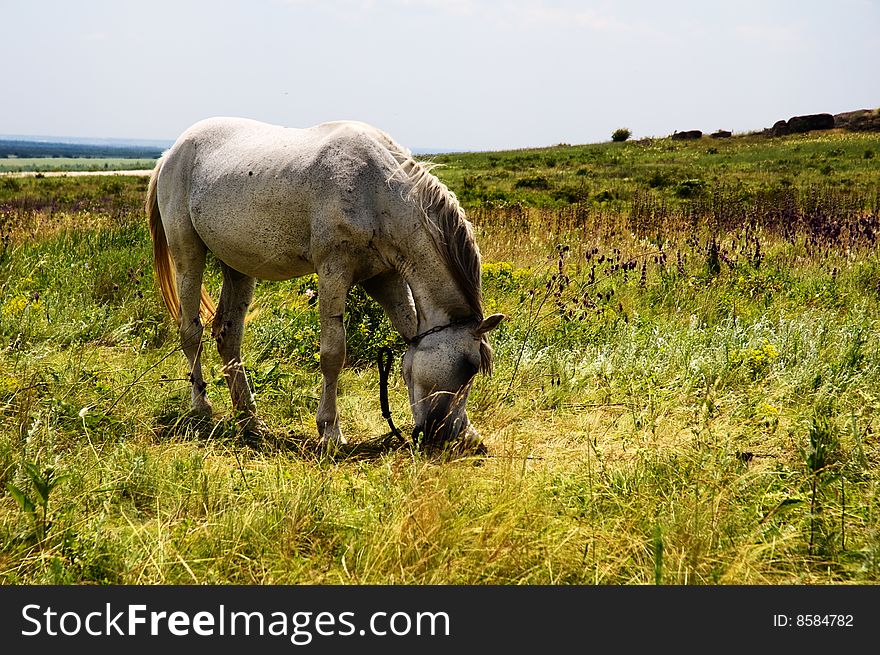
[2, 295, 29, 318]
[759, 402, 779, 416]
[0, 375, 17, 395]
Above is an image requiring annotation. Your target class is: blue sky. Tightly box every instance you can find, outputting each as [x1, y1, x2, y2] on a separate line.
[2, 0, 878, 151]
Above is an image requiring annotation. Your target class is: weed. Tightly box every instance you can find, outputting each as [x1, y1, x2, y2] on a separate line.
[7, 461, 66, 544]
[2, 132, 880, 583]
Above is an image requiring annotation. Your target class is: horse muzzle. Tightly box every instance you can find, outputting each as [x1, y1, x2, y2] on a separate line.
[413, 400, 476, 449]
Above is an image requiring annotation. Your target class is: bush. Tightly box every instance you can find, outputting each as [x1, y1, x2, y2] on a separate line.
[646, 170, 674, 189]
[611, 128, 631, 143]
[514, 176, 553, 190]
[674, 178, 706, 198]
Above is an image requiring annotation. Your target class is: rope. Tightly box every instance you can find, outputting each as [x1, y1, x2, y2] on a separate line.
[377, 346, 405, 444]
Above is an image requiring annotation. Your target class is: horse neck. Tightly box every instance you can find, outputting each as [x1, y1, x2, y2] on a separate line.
[393, 218, 473, 333]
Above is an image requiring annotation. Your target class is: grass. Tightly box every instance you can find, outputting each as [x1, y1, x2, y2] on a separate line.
[429, 130, 880, 209]
[1, 131, 880, 584]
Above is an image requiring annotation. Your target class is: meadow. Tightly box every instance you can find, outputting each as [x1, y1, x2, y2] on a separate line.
[1, 130, 880, 584]
[0, 158, 157, 173]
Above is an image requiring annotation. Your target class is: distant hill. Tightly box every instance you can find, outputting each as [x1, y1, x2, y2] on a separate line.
[0, 139, 165, 160]
[0, 135, 170, 159]
[0, 135, 463, 159]
[0, 134, 174, 148]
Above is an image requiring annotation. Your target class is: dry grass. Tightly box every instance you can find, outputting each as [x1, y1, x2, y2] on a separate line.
[2, 141, 880, 584]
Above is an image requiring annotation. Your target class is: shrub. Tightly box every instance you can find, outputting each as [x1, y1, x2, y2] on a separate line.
[611, 128, 631, 143]
[674, 178, 706, 198]
[646, 170, 674, 189]
[514, 176, 552, 190]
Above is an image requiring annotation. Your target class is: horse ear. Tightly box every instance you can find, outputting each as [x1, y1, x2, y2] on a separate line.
[476, 313, 505, 335]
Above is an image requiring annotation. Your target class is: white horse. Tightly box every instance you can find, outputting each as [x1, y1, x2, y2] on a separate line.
[146, 117, 503, 450]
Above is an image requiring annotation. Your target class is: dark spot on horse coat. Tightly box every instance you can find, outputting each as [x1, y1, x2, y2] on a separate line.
[248, 171, 253, 176]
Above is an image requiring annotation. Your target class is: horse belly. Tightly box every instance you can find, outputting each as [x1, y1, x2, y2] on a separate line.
[191, 197, 315, 281]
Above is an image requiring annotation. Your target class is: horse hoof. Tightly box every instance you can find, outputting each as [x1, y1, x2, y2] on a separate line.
[318, 424, 347, 448]
[236, 415, 268, 440]
[190, 401, 213, 418]
[318, 436, 349, 449]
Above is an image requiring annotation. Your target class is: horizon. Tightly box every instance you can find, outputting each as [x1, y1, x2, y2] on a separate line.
[3, 104, 873, 156]
[2, 0, 878, 152]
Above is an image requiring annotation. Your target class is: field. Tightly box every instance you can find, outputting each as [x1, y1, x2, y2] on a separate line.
[0, 158, 157, 173]
[0, 138, 163, 168]
[1, 130, 880, 584]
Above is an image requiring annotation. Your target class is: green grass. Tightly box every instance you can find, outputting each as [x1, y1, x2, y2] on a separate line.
[428, 131, 880, 209]
[1, 131, 880, 584]
[0, 158, 157, 173]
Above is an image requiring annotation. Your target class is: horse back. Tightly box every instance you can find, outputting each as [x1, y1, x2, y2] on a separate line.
[158, 117, 405, 281]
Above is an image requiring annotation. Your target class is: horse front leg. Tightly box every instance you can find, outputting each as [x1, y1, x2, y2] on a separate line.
[316, 267, 351, 446]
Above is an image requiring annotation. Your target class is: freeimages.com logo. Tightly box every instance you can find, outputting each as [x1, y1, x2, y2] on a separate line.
[20, 603, 451, 645]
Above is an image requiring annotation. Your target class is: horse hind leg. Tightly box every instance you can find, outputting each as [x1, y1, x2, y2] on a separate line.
[213, 264, 259, 430]
[174, 248, 213, 418]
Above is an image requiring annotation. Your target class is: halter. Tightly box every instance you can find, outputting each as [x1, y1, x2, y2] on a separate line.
[406, 316, 479, 346]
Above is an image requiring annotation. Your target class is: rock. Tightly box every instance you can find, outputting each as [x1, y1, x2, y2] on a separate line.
[710, 130, 732, 139]
[671, 130, 702, 141]
[786, 113, 834, 134]
[769, 114, 834, 137]
[771, 120, 790, 137]
[834, 108, 880, 132]
[766, 108, 880, 137]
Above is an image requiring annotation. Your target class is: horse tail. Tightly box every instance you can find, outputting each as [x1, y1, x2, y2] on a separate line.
[146, 157, 216, 325]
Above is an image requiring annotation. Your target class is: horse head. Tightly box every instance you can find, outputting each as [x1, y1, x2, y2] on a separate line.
[402, 314, 504, 450]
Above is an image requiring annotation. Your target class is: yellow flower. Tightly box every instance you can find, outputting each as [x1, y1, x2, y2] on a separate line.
[2, 295, 28, 318]
[758, 402, 779, 416]
[0, 375, 17, 395]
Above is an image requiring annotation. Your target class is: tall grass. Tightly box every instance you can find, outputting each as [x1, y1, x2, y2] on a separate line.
[1, 134, 880, 584]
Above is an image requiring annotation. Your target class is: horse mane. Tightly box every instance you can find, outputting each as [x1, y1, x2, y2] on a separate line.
[380, 137, 494, 374]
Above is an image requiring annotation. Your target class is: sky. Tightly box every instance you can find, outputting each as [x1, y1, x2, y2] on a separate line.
[2, 0, 878, 151]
